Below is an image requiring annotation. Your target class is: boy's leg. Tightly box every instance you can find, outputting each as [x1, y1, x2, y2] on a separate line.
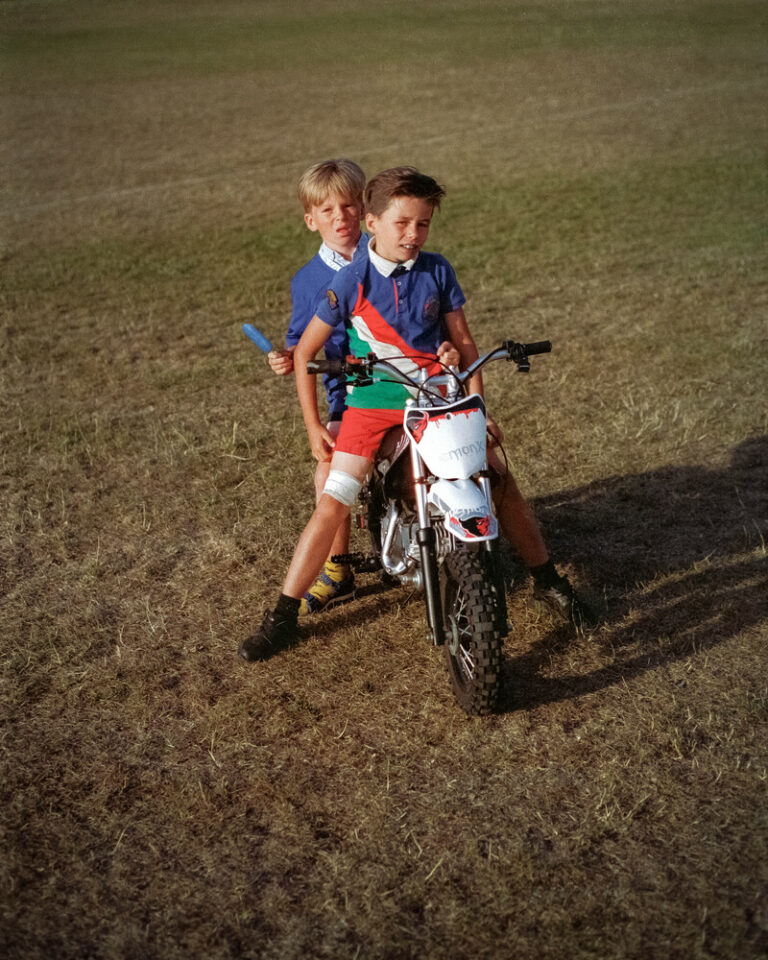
[285, 449, 369, 597]
[314, 459, 352, 559]
[489, 452, 548, 568]
[282, 492, 354, 599]
[489, 450, 596, 630]
[303, 421, 355, 614]
[240, 452, 371, 661]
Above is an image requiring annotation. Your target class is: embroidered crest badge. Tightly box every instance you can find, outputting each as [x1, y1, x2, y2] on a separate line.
[326, 289, 339, 310]
[423, 296, 439, 322]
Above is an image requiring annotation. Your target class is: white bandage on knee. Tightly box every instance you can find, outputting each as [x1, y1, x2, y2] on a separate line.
[323, 469, 363, 507]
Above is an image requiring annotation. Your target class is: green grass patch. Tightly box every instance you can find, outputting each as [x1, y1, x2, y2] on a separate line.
[3, 0, 766, 85]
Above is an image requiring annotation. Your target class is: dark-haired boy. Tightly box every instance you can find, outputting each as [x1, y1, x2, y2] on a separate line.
[269, 158, 457, 614]
[241, 167, 593, 661]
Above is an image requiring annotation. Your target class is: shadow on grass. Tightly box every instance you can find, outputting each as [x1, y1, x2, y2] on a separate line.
[500, 434, 768, 712]
[249, 437, 767, 714]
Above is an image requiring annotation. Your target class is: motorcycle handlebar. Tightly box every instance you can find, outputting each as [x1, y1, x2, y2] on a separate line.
[522, 340, 552, 356]
[306, 359, 345, 375]
[305, 339, 552, 379]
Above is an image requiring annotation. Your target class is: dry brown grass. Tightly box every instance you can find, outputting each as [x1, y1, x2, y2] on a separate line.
[2, 2, 767, 958]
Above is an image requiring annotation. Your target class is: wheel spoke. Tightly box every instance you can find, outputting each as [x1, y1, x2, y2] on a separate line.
[457, 642, 475, 679]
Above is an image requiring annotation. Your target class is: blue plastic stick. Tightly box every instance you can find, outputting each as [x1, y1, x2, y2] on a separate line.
[242, 323, 274, 353]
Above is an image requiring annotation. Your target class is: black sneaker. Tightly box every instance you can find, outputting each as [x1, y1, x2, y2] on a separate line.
[533, 577, 598, 632]
[238, 612, 297, 662]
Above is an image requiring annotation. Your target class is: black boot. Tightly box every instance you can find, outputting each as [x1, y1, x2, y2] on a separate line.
[530, 561, 597, 632]
[239, 595, 300, 662]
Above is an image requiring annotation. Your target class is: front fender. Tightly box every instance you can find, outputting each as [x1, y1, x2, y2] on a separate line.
[427, 479, 498, 542]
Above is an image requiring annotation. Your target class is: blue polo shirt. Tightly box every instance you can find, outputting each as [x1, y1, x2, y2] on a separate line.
[287, 237, 368, 419]
[314, 242, 465, 409]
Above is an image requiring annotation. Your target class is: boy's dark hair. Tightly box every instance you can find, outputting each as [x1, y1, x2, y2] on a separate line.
[364, 166, 446, 217]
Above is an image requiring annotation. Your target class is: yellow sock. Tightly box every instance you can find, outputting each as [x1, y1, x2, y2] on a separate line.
[324, 560, 350, 582]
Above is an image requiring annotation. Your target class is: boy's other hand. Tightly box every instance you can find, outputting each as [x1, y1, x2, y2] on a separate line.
[268, 347, 295, 376]
[308, 422, 336, 462]
[437, 340, 460, 367]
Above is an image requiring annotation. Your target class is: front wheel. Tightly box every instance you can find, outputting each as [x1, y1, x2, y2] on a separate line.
[442, 549, 504, 716]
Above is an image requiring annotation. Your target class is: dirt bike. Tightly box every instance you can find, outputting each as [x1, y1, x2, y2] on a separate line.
[307, 339, 551, 716]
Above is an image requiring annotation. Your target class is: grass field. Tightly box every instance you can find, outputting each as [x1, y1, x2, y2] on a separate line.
[2, 1, 767, 958]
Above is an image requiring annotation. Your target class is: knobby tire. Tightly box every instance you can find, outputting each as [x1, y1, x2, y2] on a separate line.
[443, 548, 504, 716]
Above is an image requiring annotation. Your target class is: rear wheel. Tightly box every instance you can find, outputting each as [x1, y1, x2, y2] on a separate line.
[442, 548, 504, 715]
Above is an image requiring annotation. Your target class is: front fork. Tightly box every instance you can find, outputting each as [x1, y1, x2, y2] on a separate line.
[410, 437, 446, 645]
[478, 470, 508, 634]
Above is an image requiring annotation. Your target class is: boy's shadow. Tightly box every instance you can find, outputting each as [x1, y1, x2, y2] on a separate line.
[498, 435, 768, 712]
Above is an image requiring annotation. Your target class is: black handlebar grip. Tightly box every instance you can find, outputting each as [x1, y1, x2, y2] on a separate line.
[523, 341, 552, 355]
[306, 359, 345, 375]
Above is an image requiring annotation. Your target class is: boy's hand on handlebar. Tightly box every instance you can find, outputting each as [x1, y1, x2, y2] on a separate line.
[486, 416, 504, 448]
[307, 422, 336, 462]
[268, 347, 295, 376]
[437, 340, 461, 367]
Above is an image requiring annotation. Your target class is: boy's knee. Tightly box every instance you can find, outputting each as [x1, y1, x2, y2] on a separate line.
[323, 469, 363, 507]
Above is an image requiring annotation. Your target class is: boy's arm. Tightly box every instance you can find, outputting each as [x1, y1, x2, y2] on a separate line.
[294, 315, 337, 462]
[270, 273, 310, 376]
[444, 308, 482, 395]
[444, 308, 503, 446]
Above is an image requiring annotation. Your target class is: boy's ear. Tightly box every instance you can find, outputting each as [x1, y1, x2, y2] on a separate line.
[364, 212, 377, 232]
[304, 212, 319, 233]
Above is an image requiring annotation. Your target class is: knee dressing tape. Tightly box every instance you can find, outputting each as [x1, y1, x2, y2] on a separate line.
[323, 469, 363, 507]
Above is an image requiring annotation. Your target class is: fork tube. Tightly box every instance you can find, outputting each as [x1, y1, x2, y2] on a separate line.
[410, 436, 445, 645]
[478, 472, 495, 551]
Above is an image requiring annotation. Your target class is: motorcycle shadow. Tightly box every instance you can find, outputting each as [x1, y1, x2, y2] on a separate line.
[496, 434, 768, 714]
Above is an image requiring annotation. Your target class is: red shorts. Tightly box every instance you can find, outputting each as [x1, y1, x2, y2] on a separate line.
[334, 407, 404, 460]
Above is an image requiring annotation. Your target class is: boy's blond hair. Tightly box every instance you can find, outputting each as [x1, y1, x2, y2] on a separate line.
[297, 158, 366, 212]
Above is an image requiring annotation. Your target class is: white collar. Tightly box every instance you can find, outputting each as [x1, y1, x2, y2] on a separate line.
[368, 239, 416, 277]
[318, 240, 357, 272]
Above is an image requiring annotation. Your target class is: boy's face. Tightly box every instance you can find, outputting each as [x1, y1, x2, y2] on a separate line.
[304, 192, 363, 254]
[365, 196, 434, 263]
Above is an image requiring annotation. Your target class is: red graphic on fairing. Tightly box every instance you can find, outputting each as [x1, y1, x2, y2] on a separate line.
[448, 513, 494, 539]
[411, 412, 430, 443]
[407, 407, 483, 444]
[476, 515, 492, 537]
